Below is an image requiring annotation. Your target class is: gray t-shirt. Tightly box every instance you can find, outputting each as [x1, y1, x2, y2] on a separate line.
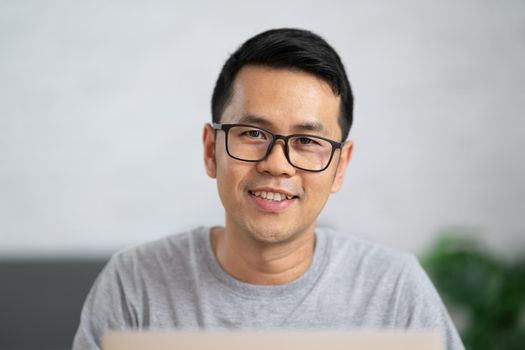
[72, 226, 464, 350]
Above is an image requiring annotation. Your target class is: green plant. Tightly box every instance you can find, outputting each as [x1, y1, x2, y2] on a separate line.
[421, 234, 525, 350]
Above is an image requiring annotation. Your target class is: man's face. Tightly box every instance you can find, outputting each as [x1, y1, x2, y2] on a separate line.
[203, 65, 353, 244]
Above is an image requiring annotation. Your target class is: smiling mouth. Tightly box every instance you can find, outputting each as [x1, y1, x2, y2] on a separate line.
[248, 190, 298, 202]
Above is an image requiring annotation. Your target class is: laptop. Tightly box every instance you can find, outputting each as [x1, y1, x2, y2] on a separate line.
[103, 330, 444, 350]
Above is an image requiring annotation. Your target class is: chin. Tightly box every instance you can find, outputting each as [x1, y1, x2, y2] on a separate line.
[245, 223, 301, 245]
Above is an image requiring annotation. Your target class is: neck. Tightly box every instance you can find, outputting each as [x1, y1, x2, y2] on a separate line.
[210, 226, 316, 285]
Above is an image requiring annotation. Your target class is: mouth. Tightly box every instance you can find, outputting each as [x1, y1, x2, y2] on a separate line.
[247, 189, 299, 212]
[248, 190, 298, 202]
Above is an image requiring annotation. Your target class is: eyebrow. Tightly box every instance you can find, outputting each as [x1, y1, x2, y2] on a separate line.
[237, 114, 326, 134]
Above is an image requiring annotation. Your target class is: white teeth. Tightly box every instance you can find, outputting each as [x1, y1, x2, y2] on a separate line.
[251, 191, 293, 202]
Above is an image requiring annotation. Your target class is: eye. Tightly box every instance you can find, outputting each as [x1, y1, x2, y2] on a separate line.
[238, 128, 269, 140]
[246, 130, 262, 138]
[296, 137, 320, 145]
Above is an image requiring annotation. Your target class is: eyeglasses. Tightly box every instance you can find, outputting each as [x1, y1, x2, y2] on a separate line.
[213, 123, 343, 172]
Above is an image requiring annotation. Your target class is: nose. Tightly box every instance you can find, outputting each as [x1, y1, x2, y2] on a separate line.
[255, 139, 296, 176]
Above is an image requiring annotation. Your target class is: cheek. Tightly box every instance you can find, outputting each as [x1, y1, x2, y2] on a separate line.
[215, 156, 251, 202]
[303, 173, 336, 208]
[215, 169, 240, 214]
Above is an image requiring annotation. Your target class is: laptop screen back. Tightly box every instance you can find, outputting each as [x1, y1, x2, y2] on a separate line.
[103, 330, 444, 350]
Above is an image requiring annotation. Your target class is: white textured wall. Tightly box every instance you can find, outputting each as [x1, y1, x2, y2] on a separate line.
[1, 0, 524, 257]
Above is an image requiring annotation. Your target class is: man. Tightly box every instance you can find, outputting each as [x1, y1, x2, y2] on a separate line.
[72, 28, 464, 350]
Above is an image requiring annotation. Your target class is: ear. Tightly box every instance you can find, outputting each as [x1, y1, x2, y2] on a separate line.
[203, 123, 217, 178]
[330, 140, 353, 193]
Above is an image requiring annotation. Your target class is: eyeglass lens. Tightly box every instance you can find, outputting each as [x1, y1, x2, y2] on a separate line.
[226, 125, 333, 171]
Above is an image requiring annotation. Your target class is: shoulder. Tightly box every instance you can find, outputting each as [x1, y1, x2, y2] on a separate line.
[318, 227, 418, 275]
[107, 226, 209, 279]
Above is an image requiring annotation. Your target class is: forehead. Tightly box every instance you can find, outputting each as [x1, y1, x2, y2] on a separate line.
[222, 65, 342, 138]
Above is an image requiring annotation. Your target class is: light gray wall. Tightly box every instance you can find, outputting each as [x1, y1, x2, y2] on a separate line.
[1, 0, 524, 257]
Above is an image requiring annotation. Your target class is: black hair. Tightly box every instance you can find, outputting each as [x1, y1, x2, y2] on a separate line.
[211, 28, 354, 141]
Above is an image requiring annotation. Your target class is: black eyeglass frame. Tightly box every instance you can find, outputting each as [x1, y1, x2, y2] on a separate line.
[212, 123, 344, 172]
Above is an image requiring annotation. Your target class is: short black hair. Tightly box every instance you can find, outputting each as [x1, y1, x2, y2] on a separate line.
[211, 28, 354, 141]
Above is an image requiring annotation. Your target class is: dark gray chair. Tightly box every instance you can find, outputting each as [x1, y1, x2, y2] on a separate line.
[0, 259, 108, 350]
